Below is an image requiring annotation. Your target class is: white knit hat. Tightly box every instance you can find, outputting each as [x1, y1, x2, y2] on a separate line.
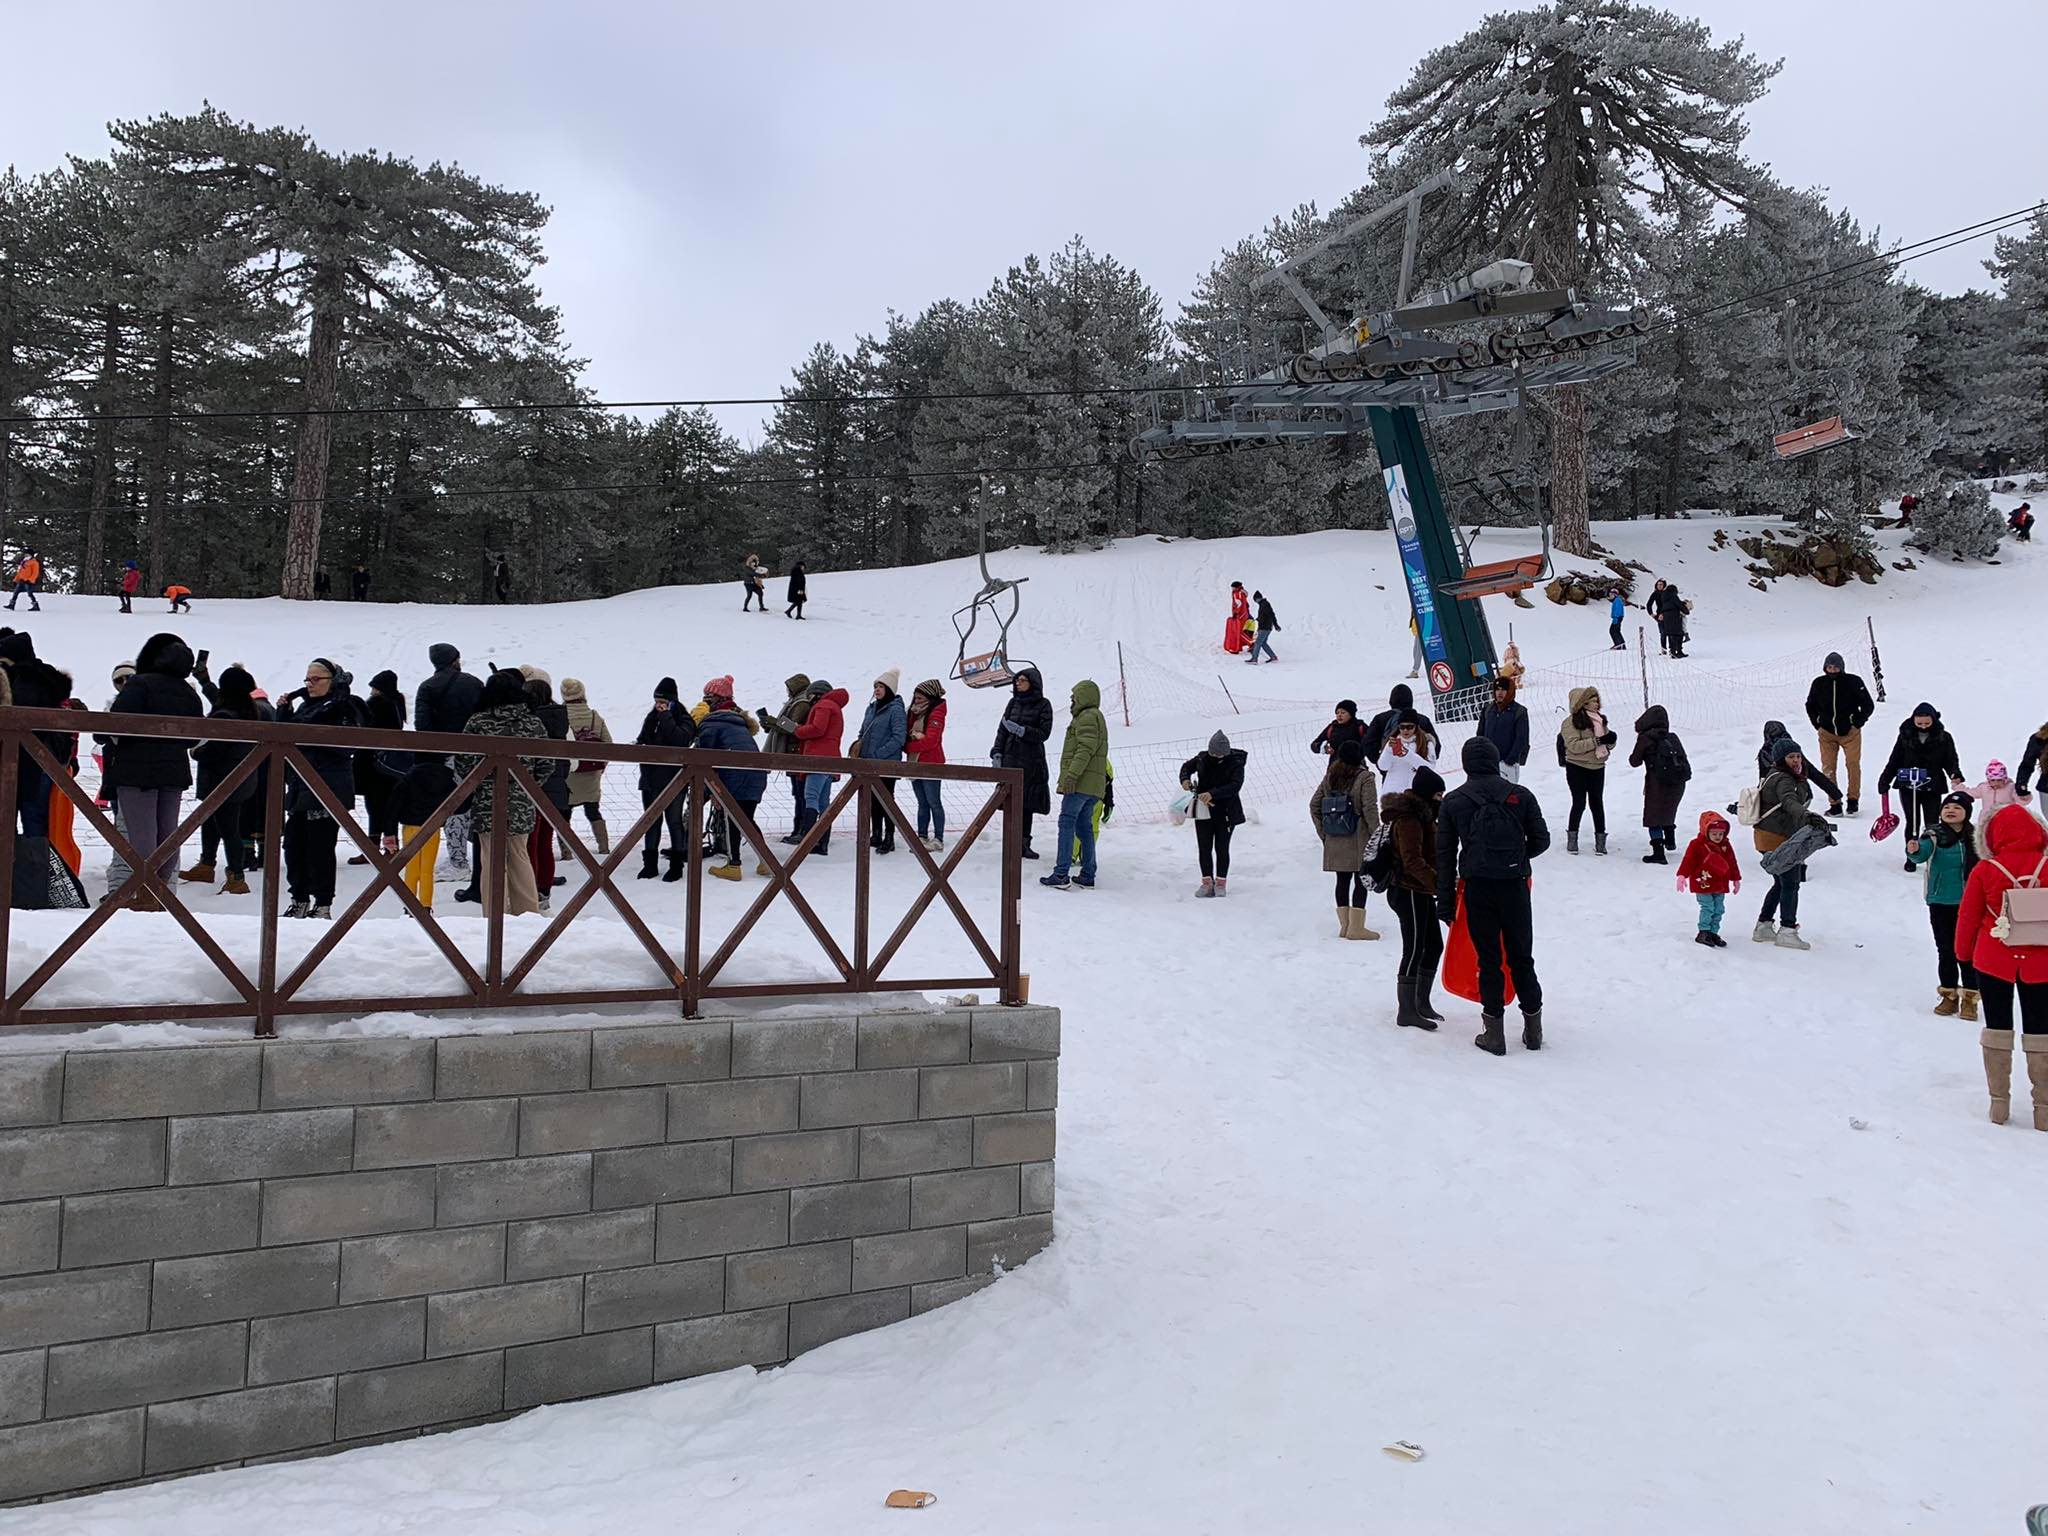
[875, 667, 901, 696]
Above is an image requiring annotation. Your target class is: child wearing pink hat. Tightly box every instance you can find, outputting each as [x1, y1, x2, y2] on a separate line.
[1966, 760, 2021, 813]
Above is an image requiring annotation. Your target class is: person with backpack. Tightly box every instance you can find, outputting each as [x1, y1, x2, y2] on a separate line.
[1312, 740, 1381, 939]
[559, 678, 613, 856]
[1629, 705, 1691, 864]
[1877, 702, 1965, 871]
[991, 667, 1053, 859]
[1375, 712, 1440, 797]
[119, 560, 140, 614]
[1041, 679, 1109, 890]
[6, 551, 41, 611]
[1556, 685, 1617, 854]
[1676, 811, 1742, 948]
[1954, 802, 2048, 1129]
[1362, 684, 1432, 762]
[1379, 762, 1447, 1027]
[1246, 590, 1280, 664]
[1309, 700, 1367, 759]
[1909, 791, 1981, 1019]
[1607, 589, 1627, 651]
[1437, 737, 1550, 1054]
[695, 681, 768, 879]
[1803, 651, 1875, 815]
[904, 680, 948, 850]
[1179, 731, 1246, 898]
[1473, 677, 1530, 783]
[790, 680, 849, 854]
[636, 678, 698, 879]
[1750, 738, 1831, 951]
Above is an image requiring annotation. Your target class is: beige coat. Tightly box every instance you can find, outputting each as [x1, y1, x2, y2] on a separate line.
[1309, 762, 1382, 873]
[1558, 686, 1615, 772]
[560, 681, 612, 808]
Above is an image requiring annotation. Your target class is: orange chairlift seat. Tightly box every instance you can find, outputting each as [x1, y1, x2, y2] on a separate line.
[950, 510, 1033, 690]
[1773, 415, 1861, 462]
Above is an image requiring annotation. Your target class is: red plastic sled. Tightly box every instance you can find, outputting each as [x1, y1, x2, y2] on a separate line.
[1223, 617, 1246, 653]
[1441, 881, 1519, 1007]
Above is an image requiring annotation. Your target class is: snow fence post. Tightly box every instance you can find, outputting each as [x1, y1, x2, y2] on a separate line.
[1639, 626, 1650, 712]
[0, 731, 14, 1018]
[1867, 615, 1886, 703]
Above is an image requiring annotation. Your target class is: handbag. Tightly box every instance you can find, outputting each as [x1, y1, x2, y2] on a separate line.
[1988, 856, 2048, 946]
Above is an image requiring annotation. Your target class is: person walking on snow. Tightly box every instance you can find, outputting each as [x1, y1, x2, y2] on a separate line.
[1676, 811, 1741, 948]
[1246, 590, 1281, 664]
[1556, 685, 1617, 854]
[904, 680, 948, 850]
[1608, 589, 1627, 650]
[1180, 731, 1246, 897]
[695, 681, 768, 879]
[1313, 739, 1381, 939]
[1224, 581, 1250, 655]
[1309, 700, 1367, 758]
[1041, 680, 1109, 889]
[559, 678, 613, 857]
[6, 551, 41, 611]
[740, 553, 770, 612]
[635, 678, 698, 880]
[1909, 791, 1981, 1019]
[1376, 711, 1440, 798]
[1473, 677, 1530, 784]
[1382, 762, 1447, 1027]
[1437, 737, 1550, 1054]
[856, 669, 908, 854]
[1877, 702, 1964, 871]
[1750, 737, 1831, 950]
[1629, 704, 1691, 863]
[1954, 802, 2048, 1129]
[119, 560, 140, 614]
[992, 667, 1053, 859]
[1804, 651, 1875, 815]
[784, 559, 808, 619]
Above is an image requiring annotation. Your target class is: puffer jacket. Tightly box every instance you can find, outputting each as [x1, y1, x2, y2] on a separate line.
[1556, 686, 1616, 772]
[1877, 707, 1963, 794]
[1380, 787, 1438, 894]
[905, 695, 947, 766]
[635, 704, 697, 794]
[794, 688, 849, 760]
[857, 691, 907, 763]
[275, 687, 363, 811]
[1059, 680, 1110, 800]
[106, 634, 204, 791]
[1177, 747, 1246, 827]
[991, 668, 1053, 814]
[695, 707, 770, 803]
[1310, 760, 1380, 873]
[760, 674, 813, 756]
[459, 703, 557, 834]
[1956, 804, 2048, 984]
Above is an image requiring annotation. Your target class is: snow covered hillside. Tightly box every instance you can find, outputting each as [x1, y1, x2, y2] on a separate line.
[9, 497, 2048, 1534]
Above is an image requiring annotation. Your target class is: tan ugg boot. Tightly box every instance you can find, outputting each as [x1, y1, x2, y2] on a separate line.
[1960, 988, 1980, 1022]
[1933, 987, 1960, 1017]
[1336, 907, 1352, 938]
[1348, 906, 1378, 940]
[1982, 1028, 2013, 1126]
[2026, 1036, 2048, 1132]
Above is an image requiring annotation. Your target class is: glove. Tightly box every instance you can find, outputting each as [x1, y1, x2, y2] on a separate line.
[990, 754, 1003, 766]
[1437, 897, 1456, 924]
[1001, 719, 1025, 737]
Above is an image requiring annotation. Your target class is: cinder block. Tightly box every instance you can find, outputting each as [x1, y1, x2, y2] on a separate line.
[340, 1227, 504, 1305]
[146, 1377, 335, 1474]
[591, 1022, 730, 1087]
[335, 1353, 502, 1440]
[853, 1225, 965, 1291]
[724, 1240, 849, 1309]
[0, 1201, 58, 1277]
[263, 1167, 435, 1245]
[1027, 1060, 1058, 1111]
[62, 1182, 261, 1267]
[426, 1277, 582, 1357]
[168, 1107, 354, 1184]
[969, 1005, 1060, 1062]
[249, 1299, 424, 1384]
[858, 1118, 973, 1180]
[0, 1350, 44, 1427]
[0, 1120, 165, 1201]
[799, 1070, 918, 1130]
[911, 1166, 1018, 1229]
[973, 1111, 1056, 1167]
[353, 1098, 517, 1169]
[437, 1153, 591, 1226]
[506, 1209, 653, 1281]
[856, 1011, 970, 1069]
[151, 1243, 338, 1328]
[63, 1045, 259, 1121]
[46, 1322, 246, 1417]
[263, 1038, 433, 1108]
[666, 1078, 798, 1140]
[435, 1031, 589, 1099]
[966, 1213, 1053, 1275]
[655, 1192, 787, 1262]
[789, 1287, 909, 1355]
[731, 1129, 857, 1193]
[652, 1306, 786, 1381]
[591, 1141, 731, 1210]
[0, 1407, 143, 1501]
[0, 1055, 61, 1128]
[582, 1259, 723, 1332]
[518, 1087, 665, 1155]
[731, 1016, 855, 1077]
[0, 1263, 148, 1349]
[504, 1327, 651, 1411]
[789, 1178, 909, 1243]
[1020, 1161, 1054, 1215]
[910, 1272, 996, 1315]
[919, 1062, 1025, 1119]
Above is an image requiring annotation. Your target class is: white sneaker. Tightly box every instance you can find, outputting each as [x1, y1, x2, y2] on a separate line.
[1774, 926, 1810, 950]
[1751, 921, 1776, 943]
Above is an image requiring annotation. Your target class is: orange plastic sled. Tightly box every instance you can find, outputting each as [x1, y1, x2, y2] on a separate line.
[1441, 881, 1518, 1007]
[885, 1490, 937, 1509]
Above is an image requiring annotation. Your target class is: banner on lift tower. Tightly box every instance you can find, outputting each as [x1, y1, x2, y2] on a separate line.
[1384, 463, 1453, 693]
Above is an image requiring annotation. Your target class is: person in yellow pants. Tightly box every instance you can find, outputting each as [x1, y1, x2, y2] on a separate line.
[402, 827, 440, 909]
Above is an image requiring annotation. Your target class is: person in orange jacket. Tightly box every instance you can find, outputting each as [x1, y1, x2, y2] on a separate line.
[165, 583, 193, 613]
[7, 550, 42, 611]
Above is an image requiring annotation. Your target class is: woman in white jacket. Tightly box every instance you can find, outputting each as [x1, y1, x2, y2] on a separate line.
[1376, 713, 1441, 797]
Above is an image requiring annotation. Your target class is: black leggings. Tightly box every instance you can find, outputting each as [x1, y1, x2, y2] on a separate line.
[640, 783, 688, 858]
[1900, 785, 1943, 842]
[1565, 763, 1606, 836]
[869, 778, 899, 846]
[1975, 973, 2048, 1034]
[1929, 903, 1978, 990]
[1195, 820, 1233, 878]
[201, 800, 248, 876]
[1335, 871, 1367, 907]
[1388, 885, 1443, 983]
[285, 812, 339, 904]
[722, 799, 760, 863]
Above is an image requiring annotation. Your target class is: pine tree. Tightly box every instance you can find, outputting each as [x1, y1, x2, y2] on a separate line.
[1910, 479, 2004, 560]
[1984, 211, 2048, 471]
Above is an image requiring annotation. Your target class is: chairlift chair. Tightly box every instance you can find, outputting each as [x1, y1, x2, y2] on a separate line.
[950, 509, 1032, 689]
[1434, 379, 1551, 603]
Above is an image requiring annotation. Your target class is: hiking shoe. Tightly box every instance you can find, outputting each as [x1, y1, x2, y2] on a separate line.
[284, 899, 309, 919]
[309, 904, 332, 921]
[221, 876, 250, 896]
[1039, 872, 1072, 889]
[1196, 877, 1215, 898]
[710, 863, 742, 882]
[1073, 876, 1095, 889]
[1694, 930, 1716, 947]
[178, 863, 215, 884]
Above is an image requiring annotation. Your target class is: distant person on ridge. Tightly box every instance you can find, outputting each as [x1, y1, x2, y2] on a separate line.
[1608, 589, 1627, 650]
[351, 564, 371, 601]
[165, 583, 193, 613]
[784, 559, 808, 619]
[119, 560, 141, 613]
[314, 567, 332, 599]
[1224, 581, 1250, 655]
[741, 553, 770, 612]
[6, 550, 42, 611]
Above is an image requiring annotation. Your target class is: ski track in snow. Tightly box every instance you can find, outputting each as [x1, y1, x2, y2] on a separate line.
[6, 501, 2046, 1533]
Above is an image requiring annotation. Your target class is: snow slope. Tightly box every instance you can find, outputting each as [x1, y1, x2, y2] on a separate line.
[8, 499, 2048, 1533]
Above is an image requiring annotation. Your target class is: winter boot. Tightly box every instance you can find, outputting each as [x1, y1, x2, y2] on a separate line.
[1982, 1028, 2013, 1125]
[1960, 988, 1980, 1021]
[1474, 1013, 1508, 1057]
[1933, 987, 1960, 1017]
[221, 876, 250, 896]
[592, 818, 611, 856]
[1414, 976, 1445, 1023]
[1214, 877, 1227, 897]
[1566, 829, 1580, 855]
[1396, 979, 1436, 1031]
[1594, 832, 1608, 856]
[638, 849, 660, 880]
[1352, 907, 1379, 940]
[662, 851, 685, 883]
[1197, 877, 1215, 898]
[284, 899, 309, 919]
[1642, 835, 1667, 865]
[1751, 921, 1777, 943]
[179, 863, 216, 884]
[1775, 925, 1811, 950]
[710, 862, 742, 882]
[2027, 1036, 2048, 1132]
[310, 904, 332, 920]
[1521, 1010, 1543, 1050]
[1845, 798, 1860, 816]
[1694, 929, 1717, 947]
[1336, 907, 1352, 938]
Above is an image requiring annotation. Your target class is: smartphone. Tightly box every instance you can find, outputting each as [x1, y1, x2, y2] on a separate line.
[196, 648, 210, 668]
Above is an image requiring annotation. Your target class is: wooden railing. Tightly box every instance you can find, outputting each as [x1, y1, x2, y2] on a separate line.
[0, 707, 1025, 1035]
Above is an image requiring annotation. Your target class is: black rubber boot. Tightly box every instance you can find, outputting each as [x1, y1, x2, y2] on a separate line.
[638, 850, 660, 879]
[662, 851, 684, 883]
[1396, 979, 1438, 1032]
[1521, 1010, 1543, 1051]
[1475, 1013, 1508, 1056]
[1414, 976, 1446, 1024]
[1642, 833, 1667, 865]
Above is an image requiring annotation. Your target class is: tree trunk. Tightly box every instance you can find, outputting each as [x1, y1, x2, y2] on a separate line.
[280, 298, 344, 599]
[0, 252, 15, 559]
[82, 306, 121, 595]
[1551, 384, 1592, 557]
[145, 312, 174, 592]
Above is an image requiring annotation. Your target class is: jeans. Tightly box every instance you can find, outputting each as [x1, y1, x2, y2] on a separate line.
[913, 778, 946, 840]
[285, 812, 339, 904]
[804, 773, 836, 847]
[1696, 893, 1726, 934]
[640, 782, 689, 861]
[1195, 818, 1233, 879]
[1758, 867, 1803, 927]
[1929, 902, 1977, 990]
[1565, 763, 1606, 837]
[115, 786, 183, 880]
[7, 580, 38, 610]
[1248, 627, 1277, 662]
[1649, 823, 1677, 849]
[1052, 792, 1099, 880]
[1976, 973, 2048, 1035]
[1389, 885, 1443, 982]
[1462, 876, 1542, 1015]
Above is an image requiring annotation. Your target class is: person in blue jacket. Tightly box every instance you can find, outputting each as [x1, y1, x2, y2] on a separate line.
[1474, 676, 1531, 784]
[694, 676, 769, 879]
[1608, 590, 1628, 651]
[858, 667, 908, 854]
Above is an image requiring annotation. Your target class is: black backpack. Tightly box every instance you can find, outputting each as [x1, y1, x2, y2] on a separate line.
[1653, 733, 1692, 784]
[1320, 789, 1360, 839]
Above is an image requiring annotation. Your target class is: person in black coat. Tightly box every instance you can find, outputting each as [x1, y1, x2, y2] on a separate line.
[1309, 700, 1368, 758]
[1437, 737, 1550, 1054]
[355, 669, 408, 861]
[414, 644, 482, 737]
[785, 561, 808, 619]
[274, 658, 361, 918]
[991, 665, 1053, 858]
[635, 676, 698, 879]
[1802, 651, 1876, 815]
[1877, 702, 1965, 868]
[350, 564, 371, 601]
[0, 630, 80, 909]
[1473, 677, 1531, 783]
[1628, 704, 1690, 863]
[185, 665, 262, 894]
[1178, 730, 1247, 896]
[105, 631, 205, 897]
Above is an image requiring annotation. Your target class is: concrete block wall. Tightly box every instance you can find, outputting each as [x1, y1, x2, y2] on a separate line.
[0, 1006, 1057, 1503]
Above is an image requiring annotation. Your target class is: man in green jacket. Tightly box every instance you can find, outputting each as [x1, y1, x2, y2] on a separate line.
[1043, 679, 1109, 889]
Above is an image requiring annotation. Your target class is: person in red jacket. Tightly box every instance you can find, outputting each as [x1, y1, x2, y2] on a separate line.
[1954, 803, 2048, 1129]
[119, 560, 141, 614]
[790, 682, 848, 854]
[904, 679, 948, 850]
[1675, 810, 1742, 948]
[1223, 581, 1250, 654]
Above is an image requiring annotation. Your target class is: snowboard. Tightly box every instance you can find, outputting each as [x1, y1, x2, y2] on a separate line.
[1441, 882, 1518, 1007]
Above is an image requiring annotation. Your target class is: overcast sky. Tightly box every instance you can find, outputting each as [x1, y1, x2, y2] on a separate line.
[4, 0, 2041, 440]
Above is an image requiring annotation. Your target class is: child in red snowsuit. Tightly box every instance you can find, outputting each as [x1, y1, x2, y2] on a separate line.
[1676, 810, 1742, 948]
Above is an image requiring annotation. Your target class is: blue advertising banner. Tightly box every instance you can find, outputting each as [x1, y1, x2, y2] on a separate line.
[1383, 463, 1452, 689]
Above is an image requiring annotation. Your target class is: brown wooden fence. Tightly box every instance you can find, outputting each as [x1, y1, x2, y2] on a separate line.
[0, 707, 1025, 1035]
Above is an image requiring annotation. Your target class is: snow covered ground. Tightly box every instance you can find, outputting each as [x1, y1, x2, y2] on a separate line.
[8, 496, 2048, 1532]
